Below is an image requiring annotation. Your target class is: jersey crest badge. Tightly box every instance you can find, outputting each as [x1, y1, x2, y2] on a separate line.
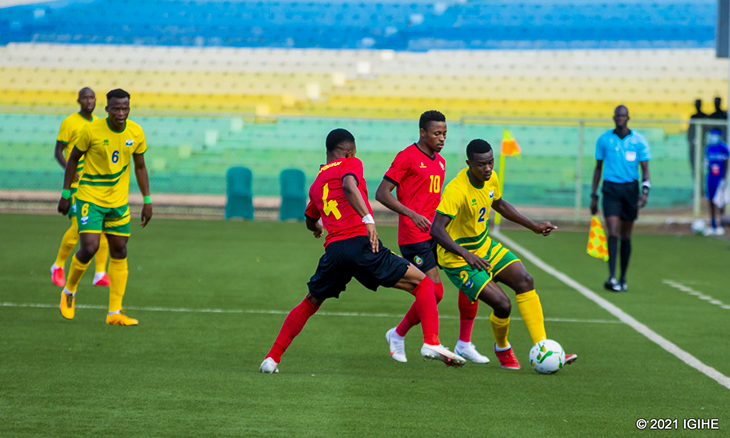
[464, 279, 473, 288]
[489, 190, 494, 199]
[439, 162, 445, 170]
[126, 139, 134, 147]
[625, 150, 636, 162]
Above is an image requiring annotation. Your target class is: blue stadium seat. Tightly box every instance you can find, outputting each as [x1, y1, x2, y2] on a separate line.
[279, 168, 307, 221]
[0, 0, 716, 50]
[224, 166, 253, 219]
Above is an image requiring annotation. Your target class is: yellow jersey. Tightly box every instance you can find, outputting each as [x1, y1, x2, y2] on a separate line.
[56, 112, 97, 189]
[74, 118, 147, 208]
[435, 168, 502, 268]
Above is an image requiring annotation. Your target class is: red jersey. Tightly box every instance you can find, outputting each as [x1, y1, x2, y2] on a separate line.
[383, 143, 446, 245]
[305, 157, 374, 248]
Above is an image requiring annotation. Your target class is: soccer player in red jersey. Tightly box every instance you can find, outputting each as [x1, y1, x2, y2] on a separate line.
[260, 128, 466, 373]
[376, 110, 490, 364]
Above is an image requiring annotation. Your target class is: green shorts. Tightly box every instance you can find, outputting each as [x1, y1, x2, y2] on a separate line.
[76, 199, 131, 236]
[67, 187, 78, 219]
[442, 238, 520, 303]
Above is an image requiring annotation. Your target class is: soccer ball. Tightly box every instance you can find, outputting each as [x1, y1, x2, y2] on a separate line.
[691, 219, 706, 235]
[529, 340, 566, 374]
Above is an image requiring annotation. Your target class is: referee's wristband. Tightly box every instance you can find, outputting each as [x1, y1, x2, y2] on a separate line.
[61, 189, 71, 199]
[143, 195, 152, 204]
[641, 180, 651, 194]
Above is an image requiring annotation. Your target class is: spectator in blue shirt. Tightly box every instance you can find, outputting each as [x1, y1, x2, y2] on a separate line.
[590, 105, 651, 292]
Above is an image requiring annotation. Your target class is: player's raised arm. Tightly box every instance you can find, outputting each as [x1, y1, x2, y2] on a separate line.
[430, 212, 491, 270]
[343, 174, 378, 253]
[57, 147, 83, 216]
[132, 153, 152, 227]
[492, 198, 557, 236]
[376, 178, 431, 232]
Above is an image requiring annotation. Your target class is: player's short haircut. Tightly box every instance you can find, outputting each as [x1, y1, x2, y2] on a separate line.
[466, 139, 492, 160]
[326, 128, 355, 152]
[107, 88, 130, 101]
[419, 110, 446, 131]
[78, 87, 94, 97]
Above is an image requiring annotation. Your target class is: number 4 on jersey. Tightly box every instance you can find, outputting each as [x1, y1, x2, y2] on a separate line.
[322, 183, 341, 219]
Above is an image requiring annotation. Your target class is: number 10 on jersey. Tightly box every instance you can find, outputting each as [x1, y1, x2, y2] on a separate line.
[429, 175, 441, 193]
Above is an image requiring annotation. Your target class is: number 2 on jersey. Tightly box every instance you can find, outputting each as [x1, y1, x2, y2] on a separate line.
[322, 183, 342, 219]
[429, 175, 441, 193]
[478, 207, 486, 222]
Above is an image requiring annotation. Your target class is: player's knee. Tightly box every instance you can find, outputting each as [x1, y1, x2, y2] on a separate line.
[109, 246, 127, 259]
[434, 284, 444, 303]
[79, 241, 99, 258]
[412, 275, 433, 294]
[518, 272, 534, 291]
[494, 296, 511, 318]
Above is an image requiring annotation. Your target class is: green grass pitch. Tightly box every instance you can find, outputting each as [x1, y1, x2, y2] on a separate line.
[1, 213, 729, 437]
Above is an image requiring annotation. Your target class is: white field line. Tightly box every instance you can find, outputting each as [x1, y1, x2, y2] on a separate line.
[492, 230, 730, 390]
[662, 280, 730, 310]
[0, 301, 619, 324]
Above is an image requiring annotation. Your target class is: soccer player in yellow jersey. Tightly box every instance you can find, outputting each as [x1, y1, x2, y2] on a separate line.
[430, 139, 577, 369]
[50, 87, 111, 288]
[57, 88, 152, 326]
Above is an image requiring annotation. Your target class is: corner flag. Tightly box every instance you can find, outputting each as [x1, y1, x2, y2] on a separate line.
[494, 129, 522, 228]
[587, 216, 609, 261]
[501, 129, 522, 157]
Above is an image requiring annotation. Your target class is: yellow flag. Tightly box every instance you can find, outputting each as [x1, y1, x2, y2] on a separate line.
[501, 129, 522, 157]
[587, 215, 609, 261]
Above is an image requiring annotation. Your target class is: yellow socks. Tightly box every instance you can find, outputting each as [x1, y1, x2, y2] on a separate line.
[490, 312, 511, 349]
[66, 254, 90, 293]
[55, 218, 79, 267]
[95, 233, 109, 273]
[516, 290, 547, 344]
[108, 257, 129, 313]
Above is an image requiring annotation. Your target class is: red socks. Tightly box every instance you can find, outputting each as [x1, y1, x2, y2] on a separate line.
[413, 277, 440, 345]
[266, 297, 319, 363]
[396, 282, 443, 337]
[458, 290, 479, 342]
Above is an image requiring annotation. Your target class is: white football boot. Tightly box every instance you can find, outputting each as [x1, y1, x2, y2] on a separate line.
[454, 340, 490, 364]
[421, 344, 466, 367]
[385, 328, 407, 362]
[260, 357, 279, 374]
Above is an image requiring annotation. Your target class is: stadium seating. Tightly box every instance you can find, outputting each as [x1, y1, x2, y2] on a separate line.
[279, 169, 307, 221]
[225, 166, 254, 219]
[0, 0, 716, 49]
[0, 0, 716, 209]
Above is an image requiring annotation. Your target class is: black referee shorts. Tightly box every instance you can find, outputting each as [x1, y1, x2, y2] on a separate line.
[602, 180, 639, 222]
[307, 235, 410, 300]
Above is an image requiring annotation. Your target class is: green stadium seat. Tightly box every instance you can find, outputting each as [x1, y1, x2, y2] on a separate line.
[279, 168, 306, 221]
[224, 166, 253, 220]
